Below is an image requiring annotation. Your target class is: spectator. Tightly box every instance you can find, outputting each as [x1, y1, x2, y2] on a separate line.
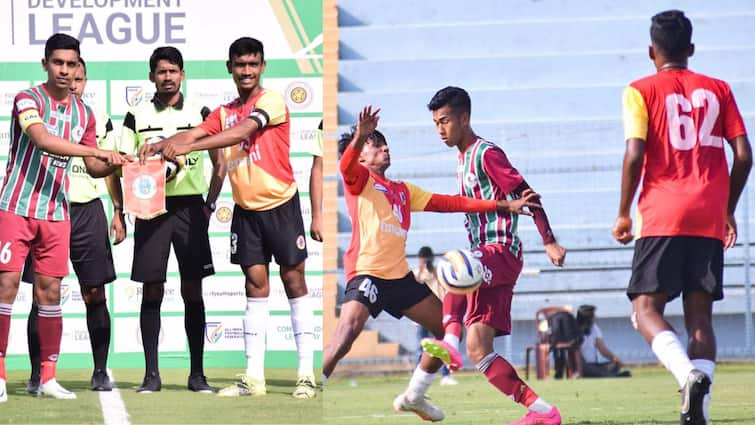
[576, 305, 631, 378]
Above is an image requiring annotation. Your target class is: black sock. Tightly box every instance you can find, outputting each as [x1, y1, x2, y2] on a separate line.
[85, 300, 111, 372]
[184, 300, 206, 376]
[140, 299, 162, 376]
[27, 304, 40, 377]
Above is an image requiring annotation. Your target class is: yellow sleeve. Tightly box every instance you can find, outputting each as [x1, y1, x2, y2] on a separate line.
[405, 181, 433, 212]
[118, 109, 139, 155]
[310, 128, 323, 157]
[622, 86, 648, 141]
[253, 90, 287, 127]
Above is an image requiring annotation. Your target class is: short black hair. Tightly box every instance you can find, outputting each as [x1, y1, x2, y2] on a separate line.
[45, 33, 80, 60]
[418, 246, 434, 258]
[650, 10, 693, 59]
[78, 57, 87, 75]
[576, 305, 596, 335]
[427, 86, 471, 116]
[337, 125, 387, 158]
[149, 46, 184, 73]
[229, 37, 265, 63]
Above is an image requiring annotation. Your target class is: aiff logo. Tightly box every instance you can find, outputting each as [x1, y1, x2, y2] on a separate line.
[60, 283, 72, 305]
[205, 322, 224, 344]
[126, 86, 144, 107]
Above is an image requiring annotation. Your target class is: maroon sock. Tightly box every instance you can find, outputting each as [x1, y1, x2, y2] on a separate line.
[442, 293, 467, 339]
[483, 355, 539, 407]
[0, 304, 11, 380]
[37, 305, 62, 383]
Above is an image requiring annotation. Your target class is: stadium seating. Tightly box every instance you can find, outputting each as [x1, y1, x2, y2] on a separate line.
[336, 0, 755, 365]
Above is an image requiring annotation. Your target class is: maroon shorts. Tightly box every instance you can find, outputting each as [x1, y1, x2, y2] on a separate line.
[0, 210, 70, 277]
[464, 244, 522, 335]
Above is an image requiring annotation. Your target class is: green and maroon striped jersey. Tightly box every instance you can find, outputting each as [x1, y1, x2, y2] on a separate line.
[0, 84, 96, 221]
[457, 137, 524, 256]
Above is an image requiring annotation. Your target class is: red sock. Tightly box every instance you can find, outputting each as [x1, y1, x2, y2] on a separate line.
[0, 304, 11, 381]
[38, 305, 62, 384]
[442, 293, 466, 339]
[483, 355, 539, 407]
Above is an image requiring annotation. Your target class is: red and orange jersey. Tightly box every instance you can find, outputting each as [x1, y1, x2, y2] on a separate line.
[200, 88, 295, 211]
[340, 140, 496, 281]
[623, 69, 747, 242]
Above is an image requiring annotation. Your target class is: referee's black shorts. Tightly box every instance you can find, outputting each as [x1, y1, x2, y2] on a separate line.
[131, 195, 214, 283]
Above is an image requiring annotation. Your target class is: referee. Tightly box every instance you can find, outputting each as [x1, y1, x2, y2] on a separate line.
[118, 46, 226, 393]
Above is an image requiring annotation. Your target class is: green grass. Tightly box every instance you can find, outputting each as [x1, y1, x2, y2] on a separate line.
[0, 368, 323, 424]
[324, 363, 755, 425]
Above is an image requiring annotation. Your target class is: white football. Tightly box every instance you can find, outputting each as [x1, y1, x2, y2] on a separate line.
[436, 249, 484, 294]
[162, 155, 185, 182]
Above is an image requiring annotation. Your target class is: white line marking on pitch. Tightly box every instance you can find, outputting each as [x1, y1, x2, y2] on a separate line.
[99, 369, 130, 425]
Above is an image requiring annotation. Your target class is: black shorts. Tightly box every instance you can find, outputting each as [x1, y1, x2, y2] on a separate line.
[22, 199, 116, 286]
[132, 195, 214, 283]
[627, 236, 723, 302]
[344, 273, 433, 319]
[230, 193, 307, 267]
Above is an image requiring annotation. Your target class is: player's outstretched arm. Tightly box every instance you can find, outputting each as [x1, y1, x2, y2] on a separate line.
[26, 122, 117, 162]
[613, 138, 645, 244]
[339, 106, 380, 192]
[139, 126, 208, 163]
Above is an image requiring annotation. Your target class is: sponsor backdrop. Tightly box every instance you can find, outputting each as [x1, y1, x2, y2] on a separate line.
[0, 0, 323, 370]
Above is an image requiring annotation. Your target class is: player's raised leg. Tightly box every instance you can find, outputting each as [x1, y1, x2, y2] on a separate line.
[422, 292, 466, 371]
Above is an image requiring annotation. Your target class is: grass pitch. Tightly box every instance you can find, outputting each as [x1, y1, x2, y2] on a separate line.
[324, 363, 755, 425]
[0, 368, 322, 424]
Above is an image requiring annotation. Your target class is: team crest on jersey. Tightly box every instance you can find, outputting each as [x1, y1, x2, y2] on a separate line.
[125, 86, 145, 107]
[465, 172, 478, 187]
[225, 115, 238, 128]
[296, 235, 306, 250]
[132, 174, 158, 200]
[373, 183, 388, 193]
[392, 204, 404, 224]
[71, 126, 84, 142]
[482, 265, 493, 284]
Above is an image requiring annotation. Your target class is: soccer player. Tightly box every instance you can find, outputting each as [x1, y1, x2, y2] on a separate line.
[309, 120, 324, 242]
[613, 10, 751, 425]
[117, 46, 226, 393]
[0, 33, 129, 402]
[324, 106, 542, 422]
[24, 57, 125, 394]
[139, 37, 318, 399]
[423, 87, 567, 425]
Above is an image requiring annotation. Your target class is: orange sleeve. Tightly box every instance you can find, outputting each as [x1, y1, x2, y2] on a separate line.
[199, 106, 223, 136]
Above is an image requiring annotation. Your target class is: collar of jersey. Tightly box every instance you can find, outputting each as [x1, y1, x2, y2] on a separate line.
[151, 93, 184, 111]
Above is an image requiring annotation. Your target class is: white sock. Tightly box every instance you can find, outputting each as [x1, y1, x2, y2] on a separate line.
[443, 334, 460, 351]
[528, 398, 553, 414]
[289, 295, 315, 378]
[243, 297, 269, 381]
[406, 366, 436, 397]
[692, 358, 715, 422]
[651, 330, 695, 388]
